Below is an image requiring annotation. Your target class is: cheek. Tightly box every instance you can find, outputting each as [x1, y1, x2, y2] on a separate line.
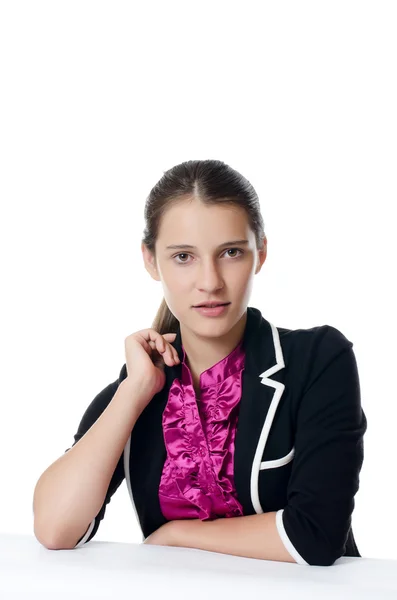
[237, 271, 255, 299]
[232, 263, 255, 285]
[160, 268, 184, 288]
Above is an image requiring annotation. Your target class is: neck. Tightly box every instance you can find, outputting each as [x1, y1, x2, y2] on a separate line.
[181, 310, 247, 390]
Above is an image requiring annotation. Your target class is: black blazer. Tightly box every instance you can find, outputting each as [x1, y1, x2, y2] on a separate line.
[66, 306, 367, 566]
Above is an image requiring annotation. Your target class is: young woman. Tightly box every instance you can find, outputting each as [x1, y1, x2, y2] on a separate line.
[33, 159, 367, 566]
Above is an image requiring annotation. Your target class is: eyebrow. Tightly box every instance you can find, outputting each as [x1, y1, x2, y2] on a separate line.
[165, 239, 250, 250]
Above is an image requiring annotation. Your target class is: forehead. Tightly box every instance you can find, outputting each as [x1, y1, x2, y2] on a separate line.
[157, 199, 250, 244]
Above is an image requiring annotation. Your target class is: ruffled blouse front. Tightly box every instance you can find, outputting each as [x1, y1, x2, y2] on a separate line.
[158, 339, 246, 521]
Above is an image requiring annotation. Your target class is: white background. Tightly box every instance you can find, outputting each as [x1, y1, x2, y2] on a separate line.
[0, 1, 395, 560]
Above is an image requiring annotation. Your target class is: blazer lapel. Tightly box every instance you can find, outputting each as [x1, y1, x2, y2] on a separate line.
[232, 307, 286, 515]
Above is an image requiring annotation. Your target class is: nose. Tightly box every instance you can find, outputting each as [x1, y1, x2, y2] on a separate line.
[196, 259, 224, 292]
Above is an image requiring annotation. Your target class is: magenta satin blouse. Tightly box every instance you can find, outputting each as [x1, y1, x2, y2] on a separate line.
[158, 339, 246, 521]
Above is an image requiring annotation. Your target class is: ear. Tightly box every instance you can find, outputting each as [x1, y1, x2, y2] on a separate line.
[141, 242, 161, 282]
[255, 236, 267, 274]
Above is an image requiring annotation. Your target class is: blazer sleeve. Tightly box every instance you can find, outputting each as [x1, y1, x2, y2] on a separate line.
[275, 326, 367, 566]
[64, 363, 128, 548]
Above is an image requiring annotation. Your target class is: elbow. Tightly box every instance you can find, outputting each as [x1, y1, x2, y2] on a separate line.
[306, 549, 341, 567]
[311, 538, 347, 566]
[291, 541, 341, 567]
[33, 519, 58, 550]
[290, 546, 339, 567]
[36, 535, 79, 551]
[33, 521, 79, 550]
[276, 508, 345, 567]
[34, 527, 63, 550]
[304, 533, 348, 566]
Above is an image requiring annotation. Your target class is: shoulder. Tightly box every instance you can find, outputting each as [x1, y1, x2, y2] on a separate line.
[280, 321, 352, 357]
[277, 322, 354, 393]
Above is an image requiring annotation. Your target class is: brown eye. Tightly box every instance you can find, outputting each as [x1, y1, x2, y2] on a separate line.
[174, 253, 190, 264]
[226, 248, 244, 258]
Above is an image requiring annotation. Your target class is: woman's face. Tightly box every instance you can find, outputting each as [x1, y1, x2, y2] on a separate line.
[143, 197, 267, 336]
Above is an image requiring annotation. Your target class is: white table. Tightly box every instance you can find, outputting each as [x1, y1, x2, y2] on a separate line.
[1, 533, 396, 599]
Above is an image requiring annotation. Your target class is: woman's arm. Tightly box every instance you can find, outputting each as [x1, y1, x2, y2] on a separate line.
[33, 377, 153, 549]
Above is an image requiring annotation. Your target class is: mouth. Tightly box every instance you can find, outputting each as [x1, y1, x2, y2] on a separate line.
[193, 302, 231, 308]
[193, 302, 231, 317]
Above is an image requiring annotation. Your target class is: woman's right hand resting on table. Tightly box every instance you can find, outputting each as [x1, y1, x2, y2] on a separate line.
[125, 328, 180, 414]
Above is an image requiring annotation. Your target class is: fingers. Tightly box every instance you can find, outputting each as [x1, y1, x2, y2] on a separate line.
[158, 337, 180, 366]
[149, 333, 180, 366]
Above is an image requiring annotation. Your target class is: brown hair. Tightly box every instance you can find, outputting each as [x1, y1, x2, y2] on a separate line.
[141, 159, 266, 335]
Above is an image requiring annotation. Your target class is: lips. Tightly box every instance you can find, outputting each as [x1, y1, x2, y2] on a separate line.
[194, 302, 230, 308]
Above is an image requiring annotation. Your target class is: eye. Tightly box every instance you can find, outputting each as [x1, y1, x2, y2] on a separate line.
[172, 248, 244, 264]
[226, 248, 242, 258]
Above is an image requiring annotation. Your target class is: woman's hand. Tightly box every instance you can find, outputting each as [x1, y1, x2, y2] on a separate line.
[143, 521, 178, 547]
[143, 519, 206, 549]
[124, 329, 180, 413]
